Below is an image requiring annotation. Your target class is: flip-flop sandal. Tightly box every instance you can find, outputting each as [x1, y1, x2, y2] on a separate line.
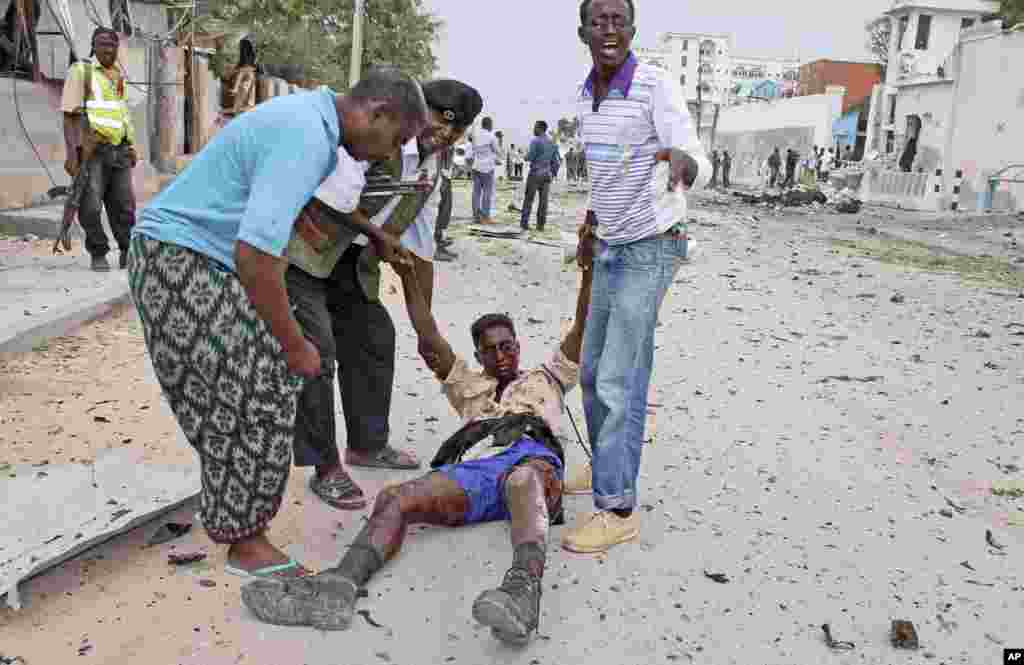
[346, 446, 421, 471]
[224, 558, 312, 583]
[310, 471, 368, 510]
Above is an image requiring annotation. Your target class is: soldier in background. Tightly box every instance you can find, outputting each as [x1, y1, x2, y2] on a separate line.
[60, 27, 138, 271]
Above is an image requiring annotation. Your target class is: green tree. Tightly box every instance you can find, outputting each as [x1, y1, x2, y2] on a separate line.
[997, 0, 1024, 27]
[199, 0, 442, 90]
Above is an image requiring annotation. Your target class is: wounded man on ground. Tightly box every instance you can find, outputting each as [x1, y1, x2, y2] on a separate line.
[242, 256, 593, 644]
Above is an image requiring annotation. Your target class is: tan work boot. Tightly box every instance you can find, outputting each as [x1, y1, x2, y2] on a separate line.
[562, 510, 639, 554]
[563, 461, 592, 495]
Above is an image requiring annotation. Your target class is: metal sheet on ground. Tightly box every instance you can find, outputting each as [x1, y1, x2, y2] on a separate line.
[0, 447, 199, 609]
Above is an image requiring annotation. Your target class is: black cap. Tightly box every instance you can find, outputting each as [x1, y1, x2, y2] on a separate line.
[421, 79, 483, 130]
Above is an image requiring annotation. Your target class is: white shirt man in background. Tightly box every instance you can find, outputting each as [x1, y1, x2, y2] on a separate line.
[470, 116, 499, 224]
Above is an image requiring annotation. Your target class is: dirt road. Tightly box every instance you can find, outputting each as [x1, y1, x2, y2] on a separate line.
[1, 185, 1022, 664]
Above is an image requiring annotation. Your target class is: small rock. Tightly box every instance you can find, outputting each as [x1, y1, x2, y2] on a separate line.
[890, 293, 905, 304]
[198, 579, 217, 588]
[890, 619, 919, 650]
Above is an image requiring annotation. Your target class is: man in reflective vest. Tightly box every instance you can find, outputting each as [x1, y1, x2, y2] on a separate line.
[60, 27, 138, 271]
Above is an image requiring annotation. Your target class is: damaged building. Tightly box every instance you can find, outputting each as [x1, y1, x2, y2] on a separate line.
[0, 0, 315, 210]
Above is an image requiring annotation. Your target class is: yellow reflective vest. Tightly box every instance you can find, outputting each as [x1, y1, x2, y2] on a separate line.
[72, 60, 134, 146]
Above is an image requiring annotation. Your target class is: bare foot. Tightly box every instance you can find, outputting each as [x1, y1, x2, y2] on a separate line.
[227, 534, 311, 578]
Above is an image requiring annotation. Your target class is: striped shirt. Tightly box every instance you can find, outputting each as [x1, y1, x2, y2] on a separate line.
[577, 53, 711, 245]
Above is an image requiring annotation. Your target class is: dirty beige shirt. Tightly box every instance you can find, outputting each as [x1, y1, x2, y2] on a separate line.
[441, 347, 580, 461]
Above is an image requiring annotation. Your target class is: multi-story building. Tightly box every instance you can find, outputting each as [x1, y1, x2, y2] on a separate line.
[657, 32, 733, 106]
[866, 0, 998, 157]
[730, 55, 801, 101]
[634, 33, 802, 112]
[798, 59, 883, 112]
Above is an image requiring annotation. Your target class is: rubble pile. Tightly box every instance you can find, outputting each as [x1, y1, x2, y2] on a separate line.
[708, 184, 863, 215]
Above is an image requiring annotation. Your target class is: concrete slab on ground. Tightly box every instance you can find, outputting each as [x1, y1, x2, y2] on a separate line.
[0, 204, 65, 240]
[0, 253, 131, 353]
[0, 447, 200, 610]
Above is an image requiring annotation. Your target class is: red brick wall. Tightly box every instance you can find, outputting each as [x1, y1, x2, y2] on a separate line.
[798, 60, 882, 113]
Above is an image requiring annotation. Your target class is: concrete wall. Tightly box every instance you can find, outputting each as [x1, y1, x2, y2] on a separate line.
[949, 30, 1024, 211]
[892, 80, 954, 173]
[711, 90, 844, 185]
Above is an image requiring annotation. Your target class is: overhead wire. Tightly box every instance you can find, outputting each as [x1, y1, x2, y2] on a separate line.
[8, 7, 60, 189]
[7, 0, 196, 194]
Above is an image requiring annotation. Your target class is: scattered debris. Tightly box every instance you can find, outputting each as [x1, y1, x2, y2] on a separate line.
[984, 632, 1004, 645]
[991, 480, 1024, 499]
[357, 609, 386, 628]
[147, 522, 192, 546]
[817, 375, 883, 384]
[198, 579, 217, 588]
[938, 508, 955, 519]
[960, 560, 976, 572]
[890, 293, 905, 304]
[936, 614, 957, 634]
[944, 497, 966, 514]
[77, 639, 93, 656]
[167, 551, 206, 565]
[468, 225, 522, 239]
[964, 579, 995, 587]
[890, 620, 920, 650]
[702, 571, 729, 584]
[0, 655, 26, 665]
[985, 529, 1005, 551]
[821, 623, 855, 650]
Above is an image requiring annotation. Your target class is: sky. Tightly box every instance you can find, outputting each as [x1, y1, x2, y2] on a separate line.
[422, 0, 892, 146]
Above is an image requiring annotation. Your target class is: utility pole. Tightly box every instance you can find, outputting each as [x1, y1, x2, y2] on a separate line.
[695, 59, 703, 139]
[710, 103, 720, 148]
[348, 0, 364, 88]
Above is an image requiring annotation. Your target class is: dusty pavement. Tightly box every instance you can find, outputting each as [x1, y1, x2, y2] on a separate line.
[2, 180, 1023, 665]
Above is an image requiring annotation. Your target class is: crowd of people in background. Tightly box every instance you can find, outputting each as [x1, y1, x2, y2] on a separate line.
[699, 143, 859, 191]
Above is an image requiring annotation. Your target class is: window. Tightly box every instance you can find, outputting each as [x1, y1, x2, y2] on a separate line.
[915, 14, 932, 50]
[680, 74, 687, 86]
[961, 17, 975, 30]
[681, 55, 687, 67]
[682, 39, 688, 51]
[897, 15, 909, 50]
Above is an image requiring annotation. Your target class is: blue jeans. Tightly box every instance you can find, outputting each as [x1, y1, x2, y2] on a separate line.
[581, 231, 688, 511]
[471, 170, 494, 220]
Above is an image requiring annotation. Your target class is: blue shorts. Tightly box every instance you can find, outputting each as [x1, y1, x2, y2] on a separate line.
[437, 437, 563, 525]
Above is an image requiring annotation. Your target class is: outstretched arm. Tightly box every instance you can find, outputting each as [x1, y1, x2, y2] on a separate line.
[560, 268, 593, 365]
[395, 263, 454, 380]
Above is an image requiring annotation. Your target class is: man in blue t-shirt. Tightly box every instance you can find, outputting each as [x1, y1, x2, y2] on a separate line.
[128, 68, 428, 584]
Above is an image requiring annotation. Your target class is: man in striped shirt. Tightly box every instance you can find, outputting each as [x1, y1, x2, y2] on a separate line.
[562, 0, 711, 554]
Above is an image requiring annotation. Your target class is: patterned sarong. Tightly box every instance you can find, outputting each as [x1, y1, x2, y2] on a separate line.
[128, 235, 304, 543]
